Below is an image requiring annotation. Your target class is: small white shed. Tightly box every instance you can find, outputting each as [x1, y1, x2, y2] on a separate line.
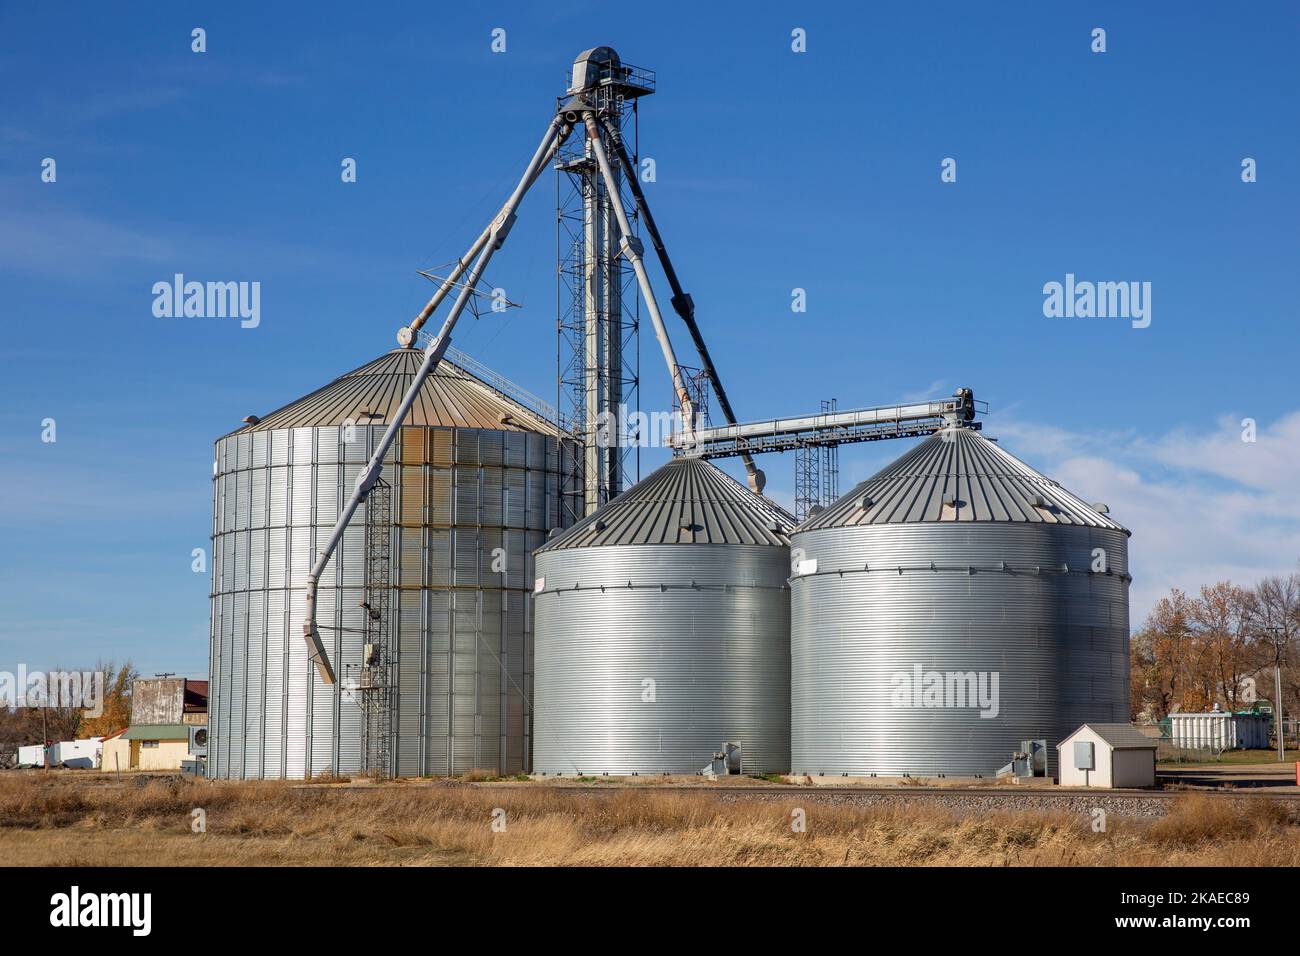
[1057, 723, 1157, 788]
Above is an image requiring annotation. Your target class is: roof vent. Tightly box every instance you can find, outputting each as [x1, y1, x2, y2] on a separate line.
[242, 415, 261, 426]
[942, 493, 957, 506]
[547, 527, 562, 540]
[1030, 494, 1048, 508]
[1092, 502, 1110, 514]
[808, 505, 825, 517]
[593, 520, 607, 532]
[858, 494, 874, 510]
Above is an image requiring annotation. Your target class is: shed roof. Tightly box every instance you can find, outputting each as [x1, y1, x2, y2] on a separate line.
[538, 457, 795, 551]
[122, 724, 190, 741]
[1060, 723, 1158, 750]
[797, 427, 1126, 532]
[224, 349, 562, 438]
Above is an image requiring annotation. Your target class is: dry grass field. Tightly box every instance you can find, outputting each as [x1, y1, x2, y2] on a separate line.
[3, 772, 1300, 867]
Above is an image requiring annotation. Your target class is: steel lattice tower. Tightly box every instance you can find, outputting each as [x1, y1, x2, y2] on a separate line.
[820, 398, 839, 508]
[557, 53, 653, 521]
[795, 399, 839, 521]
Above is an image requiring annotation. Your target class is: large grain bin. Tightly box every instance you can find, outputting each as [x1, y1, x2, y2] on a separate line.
[208, 349, 576, 778]
[791, 426, 1130, 777]
[532, 457, 794, 775]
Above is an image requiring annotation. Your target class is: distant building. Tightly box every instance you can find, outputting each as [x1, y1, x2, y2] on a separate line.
[116, 725, 191, 770]
[103, 677, 208, 771]
[99, 728, 129, 773]
[1169, 711, 1271, 751]
[130, 678, 208, 727]
[1058, 724, 1158, 789]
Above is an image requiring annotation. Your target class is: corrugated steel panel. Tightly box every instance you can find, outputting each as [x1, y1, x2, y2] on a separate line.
[252, 431, 268, 468]
[790, 521, 1131, 777]
[265, 590, 285, 776]
[797, 427, 1128, 532]
[534, 545, 791, 774]
[244, 590, 264, 777]
[211, 347, 571, 779]
[210, 401, 568, 778]
[539, 458, 795, 551]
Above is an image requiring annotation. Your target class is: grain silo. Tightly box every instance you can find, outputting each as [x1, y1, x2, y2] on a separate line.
[790, 426, 1130, 777]
[208, 348, 576, 778]
[532, 457, 794, 775]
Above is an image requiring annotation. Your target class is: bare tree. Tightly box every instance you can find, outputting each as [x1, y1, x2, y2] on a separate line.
[1249, 573, 1300, 713]
[1191, 582, 1255, 711]
[1131, 589, 1194, 720]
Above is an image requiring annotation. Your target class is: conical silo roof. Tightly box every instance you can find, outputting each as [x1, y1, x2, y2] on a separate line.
[226, 348, 562, 437]
[539, 456, 795, 551]
[797, 426, 1126, 532]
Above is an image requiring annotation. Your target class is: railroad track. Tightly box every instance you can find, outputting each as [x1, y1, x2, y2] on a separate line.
[471, 782, 1300, 818]
[289, 778, 1300, 818]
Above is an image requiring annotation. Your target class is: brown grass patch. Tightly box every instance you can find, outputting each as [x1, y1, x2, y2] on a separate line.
[1, 773, 1298, 867]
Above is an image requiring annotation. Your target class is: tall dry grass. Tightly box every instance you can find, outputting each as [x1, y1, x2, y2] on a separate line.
[1, 773, 1298, 867]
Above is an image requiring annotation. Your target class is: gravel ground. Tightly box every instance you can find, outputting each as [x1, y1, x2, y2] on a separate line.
[709, 788, 1175, 818]
[516, 783, 1300, 818]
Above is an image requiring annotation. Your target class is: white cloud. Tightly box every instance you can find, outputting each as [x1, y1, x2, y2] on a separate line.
[1137, 411, 1300, 490]
[993, 413, 1300, 626]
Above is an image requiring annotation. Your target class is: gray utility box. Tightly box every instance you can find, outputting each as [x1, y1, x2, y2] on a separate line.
[1073, 740, 1095, 770]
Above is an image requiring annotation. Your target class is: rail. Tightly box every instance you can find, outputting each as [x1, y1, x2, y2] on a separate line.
[424, 339, 561, 427]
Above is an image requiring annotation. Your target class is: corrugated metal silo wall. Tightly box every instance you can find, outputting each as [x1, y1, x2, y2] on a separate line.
[533, 544, 791, 774]
[790, 524, 1130, 777]
[208, 424, 572, 779]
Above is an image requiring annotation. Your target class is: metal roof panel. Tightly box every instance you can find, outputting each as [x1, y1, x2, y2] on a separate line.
[538, 457, 795, 550]
[223, 348, 563, 438]
[796, 427, 1127, 533]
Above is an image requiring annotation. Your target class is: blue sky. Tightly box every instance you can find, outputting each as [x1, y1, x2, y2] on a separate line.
[1, 1, 1297, 676]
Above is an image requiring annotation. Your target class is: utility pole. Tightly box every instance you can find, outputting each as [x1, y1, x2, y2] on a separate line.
[1262, 625, 1287, 761]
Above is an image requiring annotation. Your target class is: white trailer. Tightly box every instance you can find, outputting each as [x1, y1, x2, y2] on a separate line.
[50, 738, 102, 769]
[17, 744, 46, 768]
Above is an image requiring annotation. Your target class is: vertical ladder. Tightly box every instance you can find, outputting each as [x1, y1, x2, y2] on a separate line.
[820, 398, 839, 508]
[360, 477, 393, 779]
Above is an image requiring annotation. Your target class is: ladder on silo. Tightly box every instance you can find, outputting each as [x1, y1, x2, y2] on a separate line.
[359, 477, 394, 779]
